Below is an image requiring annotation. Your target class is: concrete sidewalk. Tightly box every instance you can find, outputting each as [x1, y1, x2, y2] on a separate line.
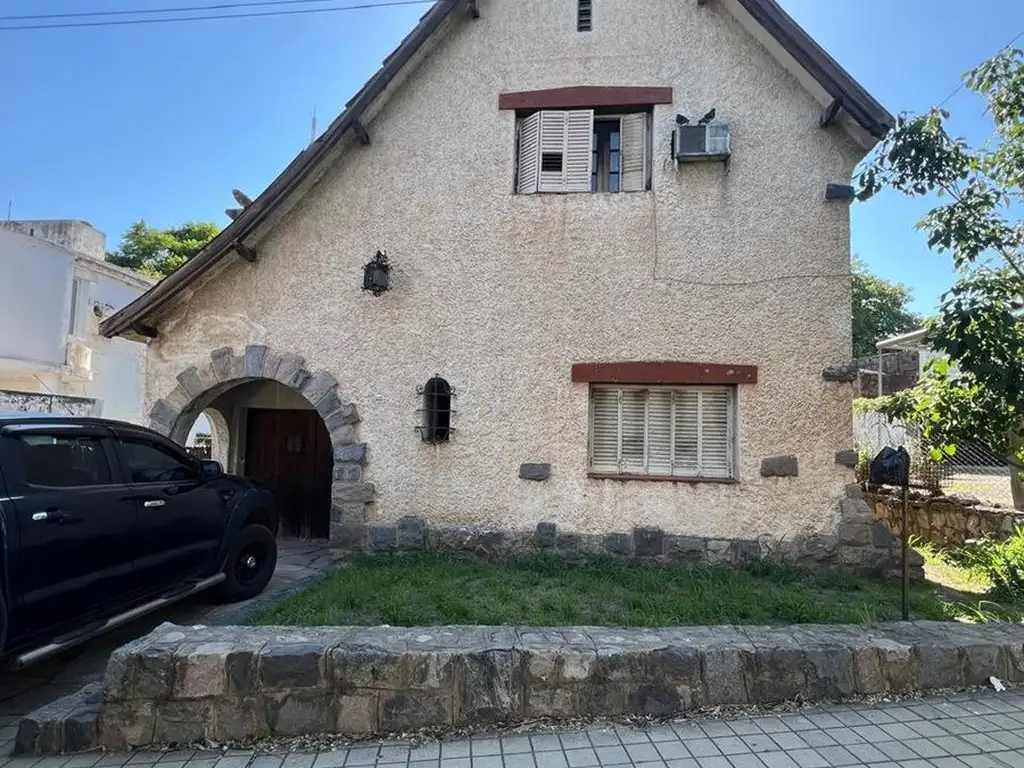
[4, 688, 1023, 768]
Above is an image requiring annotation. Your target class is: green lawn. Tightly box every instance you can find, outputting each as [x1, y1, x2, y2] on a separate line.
[250, 553, 988, 628]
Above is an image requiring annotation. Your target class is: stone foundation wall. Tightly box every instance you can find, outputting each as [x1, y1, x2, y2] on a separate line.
[334, 485, 921, 579]
[866, 488, 1024, 548]
[20, 620, 1024, 753]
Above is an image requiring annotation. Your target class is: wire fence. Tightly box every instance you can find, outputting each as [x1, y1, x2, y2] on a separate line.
[853, 409, 1014, 506]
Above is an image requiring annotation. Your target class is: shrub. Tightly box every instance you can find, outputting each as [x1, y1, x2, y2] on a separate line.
[953, 525, 1024, 602]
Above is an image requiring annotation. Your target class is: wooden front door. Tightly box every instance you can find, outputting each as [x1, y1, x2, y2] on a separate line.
[244, 409, 332, 539]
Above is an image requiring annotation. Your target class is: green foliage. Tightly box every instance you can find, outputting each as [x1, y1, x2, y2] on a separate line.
[851, 258, 922, 357]
[949, 525, 1024, 602]
[250, 552, 954, 627]
[105, 220, 219, 279]
[856, 48, 1024, 506]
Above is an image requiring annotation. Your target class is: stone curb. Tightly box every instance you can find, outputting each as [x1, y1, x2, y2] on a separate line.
[18, 621, 1024, 754]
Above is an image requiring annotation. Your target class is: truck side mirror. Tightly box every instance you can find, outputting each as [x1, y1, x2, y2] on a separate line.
[200, 460, 224, 479]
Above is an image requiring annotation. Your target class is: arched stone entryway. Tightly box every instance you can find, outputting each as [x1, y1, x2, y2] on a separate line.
[147, 345, 373, 539]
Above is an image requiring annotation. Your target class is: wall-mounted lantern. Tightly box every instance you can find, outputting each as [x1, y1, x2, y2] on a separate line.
[362, 250, 391, 296]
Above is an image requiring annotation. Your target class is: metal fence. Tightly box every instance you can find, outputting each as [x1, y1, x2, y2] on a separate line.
[853, 409, 1013, 506]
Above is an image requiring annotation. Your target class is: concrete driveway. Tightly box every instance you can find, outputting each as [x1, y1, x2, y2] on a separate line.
[0, 541, 337, 756]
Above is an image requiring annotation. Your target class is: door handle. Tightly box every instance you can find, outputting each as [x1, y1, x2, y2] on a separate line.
[143, 500, 166, 508]
[31, 511, 48, 522]
[31, 510, 76, 524]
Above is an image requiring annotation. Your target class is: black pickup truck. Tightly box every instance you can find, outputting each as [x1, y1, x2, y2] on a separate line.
[0, 412, 278, 668]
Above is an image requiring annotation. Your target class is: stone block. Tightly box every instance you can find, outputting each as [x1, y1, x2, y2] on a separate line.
[258, 644, 326, 691]
[274, 352, 309, 389]
[664, 536, 706, 565]
[701, 647, 750, 705]
[330, 522, 366, 550]
[706, 538, 733, 566]
[803, 646, 855, 699]
[840, 497, 872, 520]
[875, 639, 917, 692]
[210, 698, 262, 742]
[174, 642, 232, 699]
[268, 693, 337, 737]
[633, 527, 664, 557]
[872, 521, 897, 547]
[316, 390, 342, 419]
[760, 455, 798, 477]
[850, 645, 886, 694]
[244, 344, 268, 378]
[519, 463, 551, 481]
[99, 700, 156, 749]
[131, 647, 177, 700]
[176, 366, 204, 400]
[397, 516, 426, 551]
[556, 533, 581, 553]
[164, 384, 192, 412]
[747, 646, 808, 702]
[210, 346, 235, 382]
[332, 482, 376, 504]
[149, 399, 180, 431]
[153, 701, 211, 745]
[732, 539, 761, 562]
[602, 533, 632, 556]
[302, 371, 340, 411]
[535, 522, 557, 548]
[226, 648, 261, 697]
[379, 692, 451, 731]
[337, 694, 379, 734]
[838, 520, 872, 546]
[333, 462, 363, 482]
[455, 650, 522, 724]
[369, 524, 397, 552]
[334, 442, 368, 465]
[330, 424, 358, 447]
[325, 403, 360, 430]
[835, 449, 858, 468]
[645, 646, 705, 709]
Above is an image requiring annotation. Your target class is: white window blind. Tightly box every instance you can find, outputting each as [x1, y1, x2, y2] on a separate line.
[619, 113, 648, 192]
[589, 386, 736, 479]
[517, 109, 594, 194]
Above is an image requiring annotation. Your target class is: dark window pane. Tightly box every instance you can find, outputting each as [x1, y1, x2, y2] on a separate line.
[120, 439, 199, 483]
[609, 174, 620, 192]
[610, 150, 620, 173]
[423, 377, 453, 443]
[18, 434, 111, 488]
[610, 132, 620, 151]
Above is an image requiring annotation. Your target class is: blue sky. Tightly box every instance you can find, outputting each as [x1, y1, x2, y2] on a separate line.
[1, 0, 1021, 315]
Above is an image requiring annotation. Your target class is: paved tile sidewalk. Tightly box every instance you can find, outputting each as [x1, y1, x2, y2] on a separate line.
[5, 688, 1024, 768]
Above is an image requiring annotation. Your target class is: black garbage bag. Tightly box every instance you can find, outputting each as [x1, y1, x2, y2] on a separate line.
[869, 446, 911, 486]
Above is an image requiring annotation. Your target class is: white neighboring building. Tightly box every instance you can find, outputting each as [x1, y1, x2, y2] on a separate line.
[0, 220, 153, 422]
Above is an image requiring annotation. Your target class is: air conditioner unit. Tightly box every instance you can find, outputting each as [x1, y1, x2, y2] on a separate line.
[66, 340, 94, 380]
[674, 123, 731, 162]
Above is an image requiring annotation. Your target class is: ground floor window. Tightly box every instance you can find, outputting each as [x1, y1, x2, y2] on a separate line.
[589, 385, 736, 479]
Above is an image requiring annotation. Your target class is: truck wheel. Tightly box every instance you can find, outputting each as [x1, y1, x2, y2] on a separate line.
[218, 524, 278, 603]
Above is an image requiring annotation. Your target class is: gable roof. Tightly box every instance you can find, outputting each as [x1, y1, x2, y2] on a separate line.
[100, 0, 892, 340]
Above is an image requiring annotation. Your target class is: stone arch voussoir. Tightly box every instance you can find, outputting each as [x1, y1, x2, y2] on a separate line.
[147, 344, 373, 533]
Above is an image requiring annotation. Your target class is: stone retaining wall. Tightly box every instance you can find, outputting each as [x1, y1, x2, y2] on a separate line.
[335, 485, 919, 578]
[18, 620, 1024, 754]
[866, 488, 1024, 548]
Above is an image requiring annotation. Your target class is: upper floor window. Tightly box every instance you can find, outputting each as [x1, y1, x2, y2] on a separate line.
[589, 385, 736, 480]
[516, 110, 649, 195]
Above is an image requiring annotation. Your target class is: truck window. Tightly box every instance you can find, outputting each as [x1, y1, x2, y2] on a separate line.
[119, 438, 200, 484]
[16, 434, 112, 488]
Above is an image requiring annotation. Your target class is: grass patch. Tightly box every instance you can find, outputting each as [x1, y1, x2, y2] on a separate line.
[913, 537, 1024, 623]
[252, 553, 969, 628]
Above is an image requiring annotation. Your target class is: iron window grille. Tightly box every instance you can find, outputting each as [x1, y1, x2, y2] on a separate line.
[417, 376, 456, 443]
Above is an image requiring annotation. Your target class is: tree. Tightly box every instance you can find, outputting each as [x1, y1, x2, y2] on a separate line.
[851, 257, 922, 357]
[106, 221, 219, 280]
[858, 47, 1024, 507]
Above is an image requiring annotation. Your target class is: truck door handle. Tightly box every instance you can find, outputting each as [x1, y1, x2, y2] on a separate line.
[32, 510, 76, 524]
[143, 500, 166, 508]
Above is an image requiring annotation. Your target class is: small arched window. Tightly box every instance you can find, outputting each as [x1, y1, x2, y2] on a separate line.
[421, 376, 453, 443]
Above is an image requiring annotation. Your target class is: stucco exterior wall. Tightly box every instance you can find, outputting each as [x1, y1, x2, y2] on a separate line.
[145, 0, 864, 540]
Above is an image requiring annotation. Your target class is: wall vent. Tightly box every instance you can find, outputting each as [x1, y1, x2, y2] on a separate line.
[577, 0, 592, 31]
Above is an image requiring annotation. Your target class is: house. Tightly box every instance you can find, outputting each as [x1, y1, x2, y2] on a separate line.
[0, 220, 153, 423]
[99, 0, 899, 566]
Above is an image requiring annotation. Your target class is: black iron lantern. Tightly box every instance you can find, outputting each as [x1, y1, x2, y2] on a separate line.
[362, 250, 390, 296]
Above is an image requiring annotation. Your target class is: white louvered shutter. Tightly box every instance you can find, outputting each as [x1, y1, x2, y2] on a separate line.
[700, 389, 733, 479]
[565, 109, 595, 192]
[646, 389, 673, 476]
[516, 112, 541, 194]
[673, 390, 700, 477]
[590, 388, 619, 473]
[538, 111, 569, 193]
[619, 113, 648, 192]
[620, 389, 646, 474]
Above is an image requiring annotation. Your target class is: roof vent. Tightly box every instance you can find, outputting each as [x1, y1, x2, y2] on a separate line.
[577, 0, 592, 31]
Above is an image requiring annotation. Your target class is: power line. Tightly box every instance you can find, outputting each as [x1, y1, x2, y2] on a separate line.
[0, 0, 434, 30]
[937, 27, 1024, 107]
[0, 0, 351, 22]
